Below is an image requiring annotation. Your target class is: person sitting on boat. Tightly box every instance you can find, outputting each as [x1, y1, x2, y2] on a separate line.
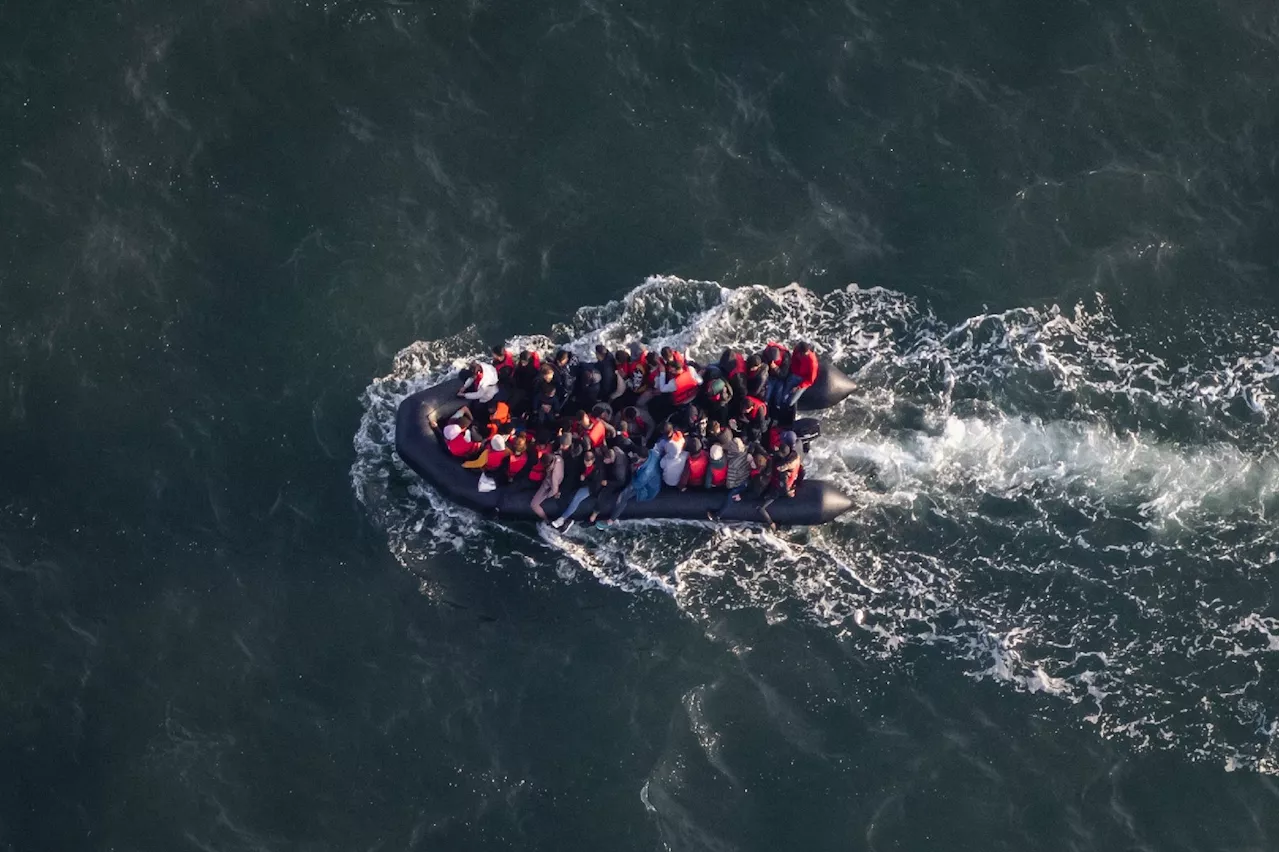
[707, 438, 753, 521]
[701, 376, 733, 426]
[586, 444, 631, 527]
[703, 442, 728, 490]
[442, 409, 484, 459]
[494, 433, 532, 485]
[508, 350, 542, 418]
[761, 344, 791, 414]
[784, 341, 820, 409]
[551, 349, 579, 406]
[736, 393, 770, 444]
[593, 344, 625, 404]
[457, 360, 500, 403]
[491, 345, 516, 385]
[530, 433, 571, 521]
[574, 367, 604, 412]
[659, 432, 689, 488]
[635, 351, 665, 407]
[656, 421, 685, 456]
[745, 447, 774, 502]
[678, 437, 709, 492]
[742, 353, 769, 402]
[572, 408, 615, 449]
[615, 347, 644, 406]
[706, 419, 734, 455]
[758, 441, 803, 530]
[659, 346, 687, 371]
[653, 359, 701, 425]
[551, 447, 606, 531]
[718, 348, 747, 382]
[484, 398, 511, 437]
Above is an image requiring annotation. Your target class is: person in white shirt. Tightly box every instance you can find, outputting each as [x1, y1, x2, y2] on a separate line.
[458, 360, 499, 403]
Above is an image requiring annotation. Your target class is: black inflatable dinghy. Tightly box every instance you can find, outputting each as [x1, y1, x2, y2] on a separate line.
[395, 378, 855, 526]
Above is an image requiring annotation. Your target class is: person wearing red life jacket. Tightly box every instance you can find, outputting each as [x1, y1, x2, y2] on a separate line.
[491, 345, 516, 385]
[635, 351, 665, 407]
[442, 410, 483, 459]
[654, 361, 701, 425]
[481, 433, 510, 473]
[718, 349, 747, 381]
[678, 437, 709, 491]
[551, 447, 607, 531]
[659, 346, 687, 371]
[758, 442, 803, 530]
[760, 343, 792, 413]
[707, 438, 753, 521]
[571, 408, 614, 449]
[703, 443, 729, 489]
[494, 434, 531, 485]
[742, 353, 769, 402]
[736, 393, 770, 444]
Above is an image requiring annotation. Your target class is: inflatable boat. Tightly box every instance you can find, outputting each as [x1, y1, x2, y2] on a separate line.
[394, 361, 857, 526]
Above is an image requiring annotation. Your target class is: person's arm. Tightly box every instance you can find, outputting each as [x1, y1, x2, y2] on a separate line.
[457, 376, 476, 397]
[609, 370, 626, 400]
[656, 373, 677, 394]
[704, 466, 715, 489]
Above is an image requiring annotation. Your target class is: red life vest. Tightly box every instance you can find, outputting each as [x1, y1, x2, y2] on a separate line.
[528, 351, 541, 370]
[708, 462, 728, 487]
[671, 368, 699, 406]
[506, 451, 530, 477]
[726, 351, 746, 379]
[763, 342, 786, 366]
[742, 396, 768, 421]
[495, 350, 515, 372]
[666, 349, 687, 369]
[446, 428, 480, 457]
[765, 426, 782, 451]
[686, 452, 708, 483]
[528, 448, 547, 482]
[577, 417, 607, 448]
[483, 449, 510, 471]
[582, 462, 596, 480]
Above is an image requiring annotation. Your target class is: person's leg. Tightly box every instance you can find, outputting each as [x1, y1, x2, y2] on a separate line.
[553, 486, 591, 525]
[607, 484, 635, 522]
[758, 496, 777, 530]
[784, 376, 805, 408]
[531, 481, 554, 520]
[709, 484, 745, 520]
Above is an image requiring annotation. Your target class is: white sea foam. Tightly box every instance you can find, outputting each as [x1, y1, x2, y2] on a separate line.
[352, 275, 1279, 774]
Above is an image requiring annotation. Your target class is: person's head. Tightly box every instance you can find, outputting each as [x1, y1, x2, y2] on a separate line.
[644, 352, 660, 368]
[489, 434, 507, 452]
[709, 378, 726, 397]
[467, 360, 482, 376]
[586, 368, 601, 384]
[517, 349, 533, 365]
[615, 348, 631, 365]
[558, 433, 574, 452]
[709, 444, 724, 461]
[602, 445, 616, 463]
[539, 399, 553, 412]
[595, 343, 608, 360]
[687, 437, 703, 455]
[492, 344, 507, 359]
[660, 346, 675, 361]
[622, 406, 639, 422]
[555, 349, 571, 365]
[794, 341, 811, 356]
[540, 365, 555, 382]
[747, 354, 763, 370]
[575, 409, 590, 425]
[662, 422, 676, 439]
[708, 419, 723, 436]
[509, 435, 527, 455]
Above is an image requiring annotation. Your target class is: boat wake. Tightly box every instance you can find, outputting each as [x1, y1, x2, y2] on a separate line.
[352, 276, 1278, 774]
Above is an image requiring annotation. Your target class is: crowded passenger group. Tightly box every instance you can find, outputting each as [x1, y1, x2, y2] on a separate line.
[423, 340, 833, 531]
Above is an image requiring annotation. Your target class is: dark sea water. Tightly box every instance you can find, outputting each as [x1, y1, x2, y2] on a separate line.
[2, 1, 1277, 849]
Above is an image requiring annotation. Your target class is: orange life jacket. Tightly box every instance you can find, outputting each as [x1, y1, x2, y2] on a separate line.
[671, 368, 699, 406]
[686, 452, 708, 483]
[576, 416, 607, 448]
